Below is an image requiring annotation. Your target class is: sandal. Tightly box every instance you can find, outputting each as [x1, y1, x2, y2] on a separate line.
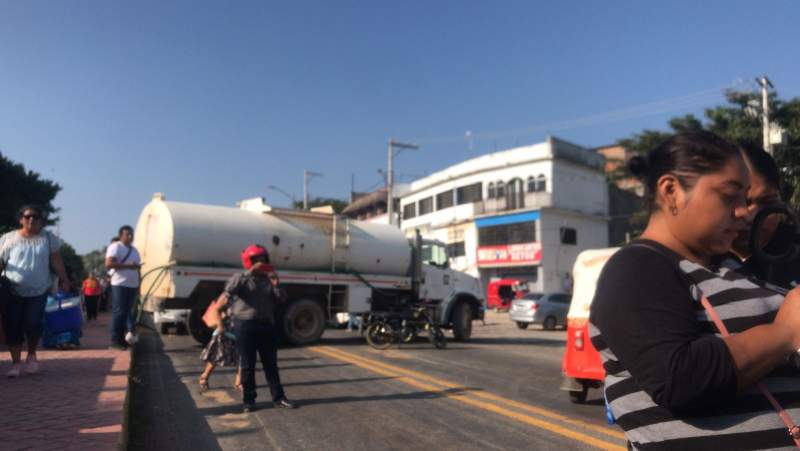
[199, 375, 209, 391]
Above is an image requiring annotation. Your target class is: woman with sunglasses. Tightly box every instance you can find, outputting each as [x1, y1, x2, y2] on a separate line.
[0, 205, 71, 378]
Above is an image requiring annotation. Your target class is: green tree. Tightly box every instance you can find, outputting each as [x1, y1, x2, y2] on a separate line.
[59, 242, 86, 284]
[0, 152, 61, 234]
[292, 197, 349, 213]
[616, 90, 800, 237]
[82, 249, 107, 277]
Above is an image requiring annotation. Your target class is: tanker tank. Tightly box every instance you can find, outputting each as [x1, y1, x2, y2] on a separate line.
[134, 194, 412, 277]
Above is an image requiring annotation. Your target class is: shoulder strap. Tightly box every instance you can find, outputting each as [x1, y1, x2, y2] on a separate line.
[700, 294, 800, 446]
[629, 244, 800, 446]
[120, 244, 133, 264]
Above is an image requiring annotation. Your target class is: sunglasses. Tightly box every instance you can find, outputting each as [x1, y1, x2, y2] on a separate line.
[250, 256, 269, 263]
[22, 214, 42, 220]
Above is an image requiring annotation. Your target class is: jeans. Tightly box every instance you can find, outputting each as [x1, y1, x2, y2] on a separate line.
[111, 286, 138, 345]
[84, 295, 99, 320]
[2, 293, 47, 346]
[234, 319, 285, 404]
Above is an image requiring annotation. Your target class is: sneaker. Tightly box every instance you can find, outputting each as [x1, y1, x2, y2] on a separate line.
[24, 355, 38, 374]
[243, 403, 258, 413]
[125, 332, 139, 345]
[275, 398, 296, 409]
[7, 364, 21, 378]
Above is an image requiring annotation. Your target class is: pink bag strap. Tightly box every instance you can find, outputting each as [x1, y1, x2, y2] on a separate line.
[700, 295, 800, 448]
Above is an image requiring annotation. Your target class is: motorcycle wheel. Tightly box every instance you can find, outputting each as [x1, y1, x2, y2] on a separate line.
[366, 323, 394, 350]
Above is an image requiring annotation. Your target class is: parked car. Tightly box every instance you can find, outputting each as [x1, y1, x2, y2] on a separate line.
[509, 292, 570, 330]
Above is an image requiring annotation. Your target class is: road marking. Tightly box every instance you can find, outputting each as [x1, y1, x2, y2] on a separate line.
[315, 346, 625, 441]
[311, 346, 626, 451]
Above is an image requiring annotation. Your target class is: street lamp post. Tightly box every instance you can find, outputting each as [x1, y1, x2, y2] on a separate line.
[757, 76, 774, 155]
[387, 138, 420, 226]
[303, 170, 324, 210]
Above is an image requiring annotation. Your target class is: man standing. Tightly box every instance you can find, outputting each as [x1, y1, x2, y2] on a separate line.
[105, 226, 141, 349]
[217, 244, 295, 413]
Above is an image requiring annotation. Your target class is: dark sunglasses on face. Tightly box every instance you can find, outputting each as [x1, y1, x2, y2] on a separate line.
[22, 214, 42, 220]
[251, 256, 269, 263]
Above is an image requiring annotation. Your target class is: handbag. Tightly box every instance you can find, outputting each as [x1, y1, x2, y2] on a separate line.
[202, 298, 222, 329]
[0, 240, 11, 314]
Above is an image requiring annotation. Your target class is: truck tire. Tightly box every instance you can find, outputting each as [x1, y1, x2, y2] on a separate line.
[189, 304, 212, 345]
[451, 302, 473, 342]
[516, 322, 529, 330]
[283, 299, 325, 346]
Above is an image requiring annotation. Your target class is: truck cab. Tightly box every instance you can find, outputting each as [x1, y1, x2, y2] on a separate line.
[417, 239, 485, 341]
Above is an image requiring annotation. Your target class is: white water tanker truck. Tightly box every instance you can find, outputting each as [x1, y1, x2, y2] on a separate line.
[134, 194, 484, 345]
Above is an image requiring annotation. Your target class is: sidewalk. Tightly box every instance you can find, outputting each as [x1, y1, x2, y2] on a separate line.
[0, 312, 130, 451]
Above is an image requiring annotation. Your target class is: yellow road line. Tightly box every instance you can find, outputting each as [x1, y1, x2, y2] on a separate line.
[310, 346, 626, 451]
[315, 346, 626, 441]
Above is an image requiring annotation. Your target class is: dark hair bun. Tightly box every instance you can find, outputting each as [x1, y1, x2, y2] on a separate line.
[627, 155, 649, 179]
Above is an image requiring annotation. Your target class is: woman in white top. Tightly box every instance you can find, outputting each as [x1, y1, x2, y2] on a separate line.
[0, 205, 70, 378]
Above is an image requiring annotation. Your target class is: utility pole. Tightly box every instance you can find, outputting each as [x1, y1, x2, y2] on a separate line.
[303, 170, 323, 210]
[757, 75, 774, 155]
[386, 138, 419, 226]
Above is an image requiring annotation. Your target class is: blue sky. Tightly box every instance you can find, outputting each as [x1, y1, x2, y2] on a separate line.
[2, 1, 799, 253]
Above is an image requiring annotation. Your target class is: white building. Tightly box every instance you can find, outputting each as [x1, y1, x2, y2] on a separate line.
[399, 137, 609, 295]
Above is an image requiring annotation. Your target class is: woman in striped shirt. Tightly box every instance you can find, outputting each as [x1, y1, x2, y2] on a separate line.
[590, 131, 800, 450]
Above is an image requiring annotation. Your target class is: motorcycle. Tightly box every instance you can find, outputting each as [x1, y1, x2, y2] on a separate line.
[364, 302, 446, 350]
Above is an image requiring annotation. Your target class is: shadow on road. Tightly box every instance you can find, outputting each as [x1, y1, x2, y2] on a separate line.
[194, 386, 482, 416]
[128, 317, 222, 451]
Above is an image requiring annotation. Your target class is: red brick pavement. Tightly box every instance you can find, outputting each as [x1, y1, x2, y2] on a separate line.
[0, 312, 130, 451]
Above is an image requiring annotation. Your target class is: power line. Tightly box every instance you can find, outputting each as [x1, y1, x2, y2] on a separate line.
[414, 82, 744, 146]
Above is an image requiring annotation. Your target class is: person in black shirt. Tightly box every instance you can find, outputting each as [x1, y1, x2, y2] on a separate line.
[590, 131, 800, 450]
[730, 144, 800, 290]
[217, 244, 295, 412]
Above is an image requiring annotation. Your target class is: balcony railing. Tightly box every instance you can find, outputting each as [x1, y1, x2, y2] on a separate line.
[475, 192, 552, 215]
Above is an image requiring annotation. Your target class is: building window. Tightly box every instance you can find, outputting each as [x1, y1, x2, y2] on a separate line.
[487, 182, 495, 199]
[436, 190, 454, 210]
[402, 203, 416, 220]
[527, 176, 536, 193]
[506, 178, 525, 210]
[446, 241, 466, 257]
[418, 197, 433, 215]
[478, 221, 536, 246]
[457, 183, 482, 205]
[496, 181, 505, 198]
[536, 174, 547, 192]
[560, 227, 577, 245]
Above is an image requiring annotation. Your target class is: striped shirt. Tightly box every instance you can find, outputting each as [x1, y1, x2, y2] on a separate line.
[590, 240, 800, 450]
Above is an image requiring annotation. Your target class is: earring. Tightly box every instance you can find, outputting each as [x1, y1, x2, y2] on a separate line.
[670, 205, 678, 216]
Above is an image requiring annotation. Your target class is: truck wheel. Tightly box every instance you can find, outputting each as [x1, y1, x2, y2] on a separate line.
[544, 316, 557, 331]
[516, 322, 529, 330]
[283, 299, 325, 346]
[569, 385, 589, 404]
[189, 304, 212, 345]
[452, 303, 473, 342]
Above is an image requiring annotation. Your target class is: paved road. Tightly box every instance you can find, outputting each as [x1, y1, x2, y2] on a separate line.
[129, 312, 626, 451]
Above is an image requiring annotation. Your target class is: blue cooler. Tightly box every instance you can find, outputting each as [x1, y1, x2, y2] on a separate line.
[43, 292, 83, 348]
